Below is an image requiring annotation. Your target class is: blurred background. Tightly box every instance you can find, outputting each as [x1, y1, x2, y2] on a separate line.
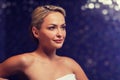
[0, 0, 120, 80]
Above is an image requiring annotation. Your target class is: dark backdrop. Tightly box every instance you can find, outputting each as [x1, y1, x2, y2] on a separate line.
[0, 0, 120, 80]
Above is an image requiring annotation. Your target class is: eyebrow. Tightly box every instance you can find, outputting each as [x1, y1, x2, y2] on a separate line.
[49, 23, 66, 26]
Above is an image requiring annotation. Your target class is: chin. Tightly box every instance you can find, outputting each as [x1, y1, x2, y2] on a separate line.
[56, 46, 63, 49]
[50, 42, 64, 49]
[54, 44, 63, 49]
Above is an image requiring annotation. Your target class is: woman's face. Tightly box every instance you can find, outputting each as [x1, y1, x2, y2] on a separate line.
[33, 12, 66, 49]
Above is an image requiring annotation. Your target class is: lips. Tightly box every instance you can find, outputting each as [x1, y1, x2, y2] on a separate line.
[53, 39, 63, 43]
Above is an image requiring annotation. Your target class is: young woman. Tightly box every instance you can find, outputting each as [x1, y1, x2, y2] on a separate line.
[0, 5, 88, 80]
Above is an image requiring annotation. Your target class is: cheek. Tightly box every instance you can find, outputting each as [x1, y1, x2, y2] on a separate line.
[63, 31, 66, 37]
[39, 32, 55, 41]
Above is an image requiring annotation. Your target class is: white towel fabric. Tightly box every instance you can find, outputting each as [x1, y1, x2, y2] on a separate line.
[56, 74, 76, 80]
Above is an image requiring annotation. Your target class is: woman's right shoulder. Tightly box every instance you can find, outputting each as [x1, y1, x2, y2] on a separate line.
[0, 52, 35, 77]
[15, 52, 35, 67]
[1, 52, 35, 69]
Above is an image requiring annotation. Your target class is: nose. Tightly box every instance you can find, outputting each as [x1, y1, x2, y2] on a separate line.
[56, 29, 62, 37]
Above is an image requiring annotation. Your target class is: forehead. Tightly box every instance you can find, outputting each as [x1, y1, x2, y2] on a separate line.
[43, 12, 65, 23]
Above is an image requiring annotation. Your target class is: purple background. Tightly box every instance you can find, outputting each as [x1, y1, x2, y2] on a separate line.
[0, 0, 120, 80]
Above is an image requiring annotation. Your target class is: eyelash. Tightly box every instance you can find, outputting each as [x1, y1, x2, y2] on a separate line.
[48, 25, 66, 30]
[48, 26, 56, 30]
[61, 26, 66, 30]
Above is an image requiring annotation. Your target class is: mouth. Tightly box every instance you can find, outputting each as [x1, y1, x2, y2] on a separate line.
[53, 39, 64, 43]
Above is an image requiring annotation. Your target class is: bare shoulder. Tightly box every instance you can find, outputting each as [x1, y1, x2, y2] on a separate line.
[59, 56, 78, 67]
[60, 56, 88, 80]
[13, 52, 35, 67]
[0, 52, 34, 70]
[0, 52, 35, 77]
[57, 56, 79, 71]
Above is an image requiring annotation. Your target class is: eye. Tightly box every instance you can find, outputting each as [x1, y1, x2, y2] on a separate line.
[48, 26, 56, 30]
[61, 24, 66, 30]
[61, 26, 66, 30]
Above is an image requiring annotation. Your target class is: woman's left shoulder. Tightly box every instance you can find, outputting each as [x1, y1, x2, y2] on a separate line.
[61, 56, 76, 63]
[59, 56, 78, 67]
[61, 56, 88, 80]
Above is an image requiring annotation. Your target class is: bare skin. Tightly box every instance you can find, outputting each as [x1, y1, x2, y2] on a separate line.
[0, 12, 88, 80]
[0, 52, 88, 80]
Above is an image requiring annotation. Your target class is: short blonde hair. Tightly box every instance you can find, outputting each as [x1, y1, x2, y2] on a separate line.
[31, 5, 66, 29]
[30, 5, 66, 42]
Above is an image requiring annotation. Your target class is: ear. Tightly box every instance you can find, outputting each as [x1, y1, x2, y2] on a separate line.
[32, 26, 39, 38]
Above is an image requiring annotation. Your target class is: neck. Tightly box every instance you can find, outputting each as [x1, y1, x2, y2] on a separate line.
[35, 45, 57, 60]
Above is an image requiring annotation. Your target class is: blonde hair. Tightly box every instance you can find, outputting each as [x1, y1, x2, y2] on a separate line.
[30, 5, 66, 42]
[31, 5, 66, 29]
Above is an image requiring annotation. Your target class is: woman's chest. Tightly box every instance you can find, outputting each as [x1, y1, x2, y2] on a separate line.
[23, 61, 72, 80]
